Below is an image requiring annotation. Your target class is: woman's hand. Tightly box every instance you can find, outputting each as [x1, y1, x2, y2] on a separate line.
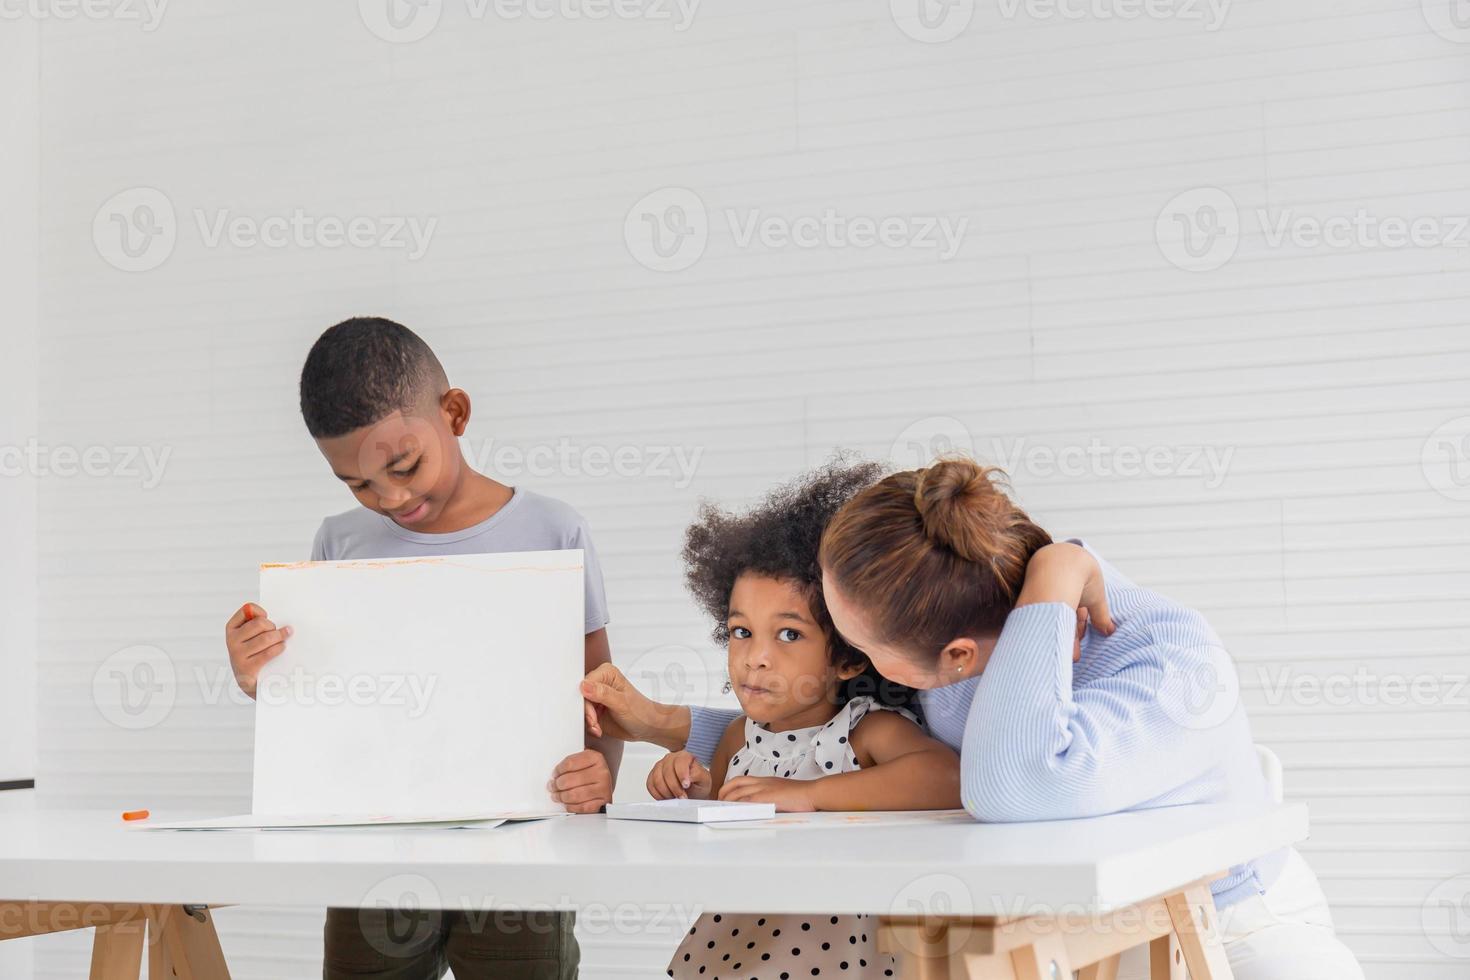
[1015, 542, 1116, 637]
[580, 663, 691, 751]
[647, 751, 712, 800]
[717, 776, 816, 812]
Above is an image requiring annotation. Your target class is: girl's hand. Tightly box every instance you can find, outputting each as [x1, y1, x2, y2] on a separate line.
[225, 602, 291, 699]
[551, 749, 613, 814]
[580, 663, 691, 751]
[717, 776, 816, 812]
[647, 751, 712, 800]
[1015, 542, 1116, 637]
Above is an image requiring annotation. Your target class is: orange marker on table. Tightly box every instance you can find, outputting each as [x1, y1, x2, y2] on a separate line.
[121, 809, 150, 821]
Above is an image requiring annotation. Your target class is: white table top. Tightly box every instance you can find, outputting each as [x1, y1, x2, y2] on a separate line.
[0, 804, 1307, 917]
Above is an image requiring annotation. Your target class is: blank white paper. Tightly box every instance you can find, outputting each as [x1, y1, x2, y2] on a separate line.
[251, 550, 585, 819]
[144, 813, 512, 831]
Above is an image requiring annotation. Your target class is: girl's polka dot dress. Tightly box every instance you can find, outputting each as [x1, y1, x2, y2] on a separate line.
[667, 696, 910, 980]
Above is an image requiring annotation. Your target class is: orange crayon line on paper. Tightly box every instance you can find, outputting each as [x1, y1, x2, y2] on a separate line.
[260, 558, 583, 573]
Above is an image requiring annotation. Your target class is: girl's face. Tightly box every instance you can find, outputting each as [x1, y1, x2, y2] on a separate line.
[726, 573, 862, 731]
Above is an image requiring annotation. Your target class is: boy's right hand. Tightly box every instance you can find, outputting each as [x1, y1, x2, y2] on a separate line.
[225, 603, 292, 699]
[647, 751, 711, 801]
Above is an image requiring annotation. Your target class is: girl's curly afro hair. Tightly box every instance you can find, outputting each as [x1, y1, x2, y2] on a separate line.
[682, 456, 920, 713]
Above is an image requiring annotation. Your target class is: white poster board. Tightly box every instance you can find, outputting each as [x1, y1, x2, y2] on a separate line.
[247, 550, 585, 821]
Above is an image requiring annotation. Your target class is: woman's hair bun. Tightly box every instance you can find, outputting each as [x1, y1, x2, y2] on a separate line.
[821, 455, 1052, 654]
[912, 456, 1017, 567]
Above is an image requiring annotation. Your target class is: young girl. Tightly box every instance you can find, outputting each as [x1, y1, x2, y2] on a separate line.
[648, 460, 961, 980]
[588, 457, 1364, 980]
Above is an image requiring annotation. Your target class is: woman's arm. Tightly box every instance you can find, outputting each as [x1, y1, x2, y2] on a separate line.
[961, 543, 1235, 822]
[580, 663, 741, 761]
[806, 712, 961, 811]
[689, 706, 744, 768]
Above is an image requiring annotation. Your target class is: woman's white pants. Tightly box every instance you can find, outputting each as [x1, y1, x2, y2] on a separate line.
[1115, 849, 1364, 980]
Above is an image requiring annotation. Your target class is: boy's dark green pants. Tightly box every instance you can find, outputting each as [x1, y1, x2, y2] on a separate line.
[323, 906, 579, 979]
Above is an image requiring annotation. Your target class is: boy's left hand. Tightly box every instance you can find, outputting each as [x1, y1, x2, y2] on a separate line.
[717, 776, 816, 812]
[551, 749, 612, 813]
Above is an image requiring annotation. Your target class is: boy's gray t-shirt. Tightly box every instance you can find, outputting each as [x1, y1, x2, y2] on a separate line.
[309, 487, 610, 634]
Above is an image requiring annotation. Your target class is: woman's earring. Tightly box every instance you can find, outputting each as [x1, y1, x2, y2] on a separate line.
[722, 679, 733, 695]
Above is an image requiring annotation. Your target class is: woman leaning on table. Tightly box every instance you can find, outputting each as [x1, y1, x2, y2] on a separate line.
[583, 457, 1363, 980]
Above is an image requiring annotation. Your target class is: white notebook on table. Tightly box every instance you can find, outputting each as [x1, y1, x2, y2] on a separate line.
[605, 799, 776, 823]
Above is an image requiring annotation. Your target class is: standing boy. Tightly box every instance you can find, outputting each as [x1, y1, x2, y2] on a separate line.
[225, 317, 616, 979]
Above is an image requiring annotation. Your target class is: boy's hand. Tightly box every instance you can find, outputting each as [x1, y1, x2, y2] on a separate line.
[647, 751, 712, 801]
[551, 749, 612, 814]
[225, 603, 292, 699]
[718, 775, 816, 812]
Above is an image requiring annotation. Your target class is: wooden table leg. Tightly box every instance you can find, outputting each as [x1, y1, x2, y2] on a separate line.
[0, 902, 147, 940]
[883, 876, 1229, 980]
[0, 901, 232, 980]
[149, 921, 175, 980]
[1009, 934, 1072, 980]
[1149, 934, 1182, 980]
[89, 919, 147, 980]
[1165, 884, 1234, 980]
[1146, 934, 1181, 980]
[146, 905, 231, 980]
[1079, 953, 1121, 980]
[0, 901, 152, 980]
[883, 919, 955, 980]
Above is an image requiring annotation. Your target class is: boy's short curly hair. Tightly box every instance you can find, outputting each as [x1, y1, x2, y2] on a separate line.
[682, 457, 919, 712]
[300, 317, 448, 439]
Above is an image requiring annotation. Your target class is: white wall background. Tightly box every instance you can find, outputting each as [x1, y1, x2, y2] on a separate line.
[2, 11, 40, 787]
[1, 14, 40, 979]
[19, 0, 1470, 977]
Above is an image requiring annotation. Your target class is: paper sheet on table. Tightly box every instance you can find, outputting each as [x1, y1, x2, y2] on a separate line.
[705, 809, 973, 830]
[146, 813, 510, 831]
[144, 812, 572, 831]
[246, 550, 585, 822]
